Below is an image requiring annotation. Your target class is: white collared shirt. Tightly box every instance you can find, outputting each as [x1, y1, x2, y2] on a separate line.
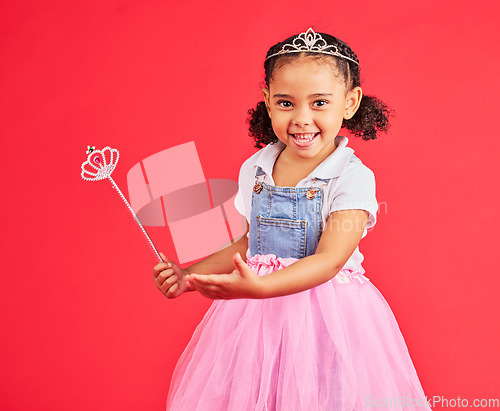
[234, 135, 378, 271]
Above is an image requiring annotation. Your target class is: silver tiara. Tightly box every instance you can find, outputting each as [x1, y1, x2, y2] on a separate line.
[265, 28, 359, 66]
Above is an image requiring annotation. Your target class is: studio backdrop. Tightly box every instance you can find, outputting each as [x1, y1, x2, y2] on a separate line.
[0, 1, 498, 410]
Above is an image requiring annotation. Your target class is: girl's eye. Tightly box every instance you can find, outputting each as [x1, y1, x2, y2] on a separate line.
[313, 100, 328, 107]
[277, 100, 292, 108]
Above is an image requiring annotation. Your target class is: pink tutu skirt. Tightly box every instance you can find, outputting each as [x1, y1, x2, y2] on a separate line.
[166, 253, 431, 411]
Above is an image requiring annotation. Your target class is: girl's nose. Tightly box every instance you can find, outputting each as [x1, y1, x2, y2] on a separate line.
[292, 106, 312, 126]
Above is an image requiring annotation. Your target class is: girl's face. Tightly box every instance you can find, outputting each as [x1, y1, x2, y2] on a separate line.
[262, 58, 362, 161]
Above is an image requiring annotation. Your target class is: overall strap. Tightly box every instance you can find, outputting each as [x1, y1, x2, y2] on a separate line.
[255, 166, 266, 177]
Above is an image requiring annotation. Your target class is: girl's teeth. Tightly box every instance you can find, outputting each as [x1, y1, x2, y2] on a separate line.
[294, 133, 316, 142]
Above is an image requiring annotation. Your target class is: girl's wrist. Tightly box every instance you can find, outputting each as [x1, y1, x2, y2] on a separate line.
[254, 276, 269, 299]
[183, 269, 196, 292]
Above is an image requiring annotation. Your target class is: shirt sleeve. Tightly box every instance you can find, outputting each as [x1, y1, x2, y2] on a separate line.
[234, 183, 245, 217]
[330, 163, 378, 230]
[233, 157, 253, 222]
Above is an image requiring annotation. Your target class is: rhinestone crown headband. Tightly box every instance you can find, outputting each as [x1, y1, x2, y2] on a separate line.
[265, 28, 359, 66]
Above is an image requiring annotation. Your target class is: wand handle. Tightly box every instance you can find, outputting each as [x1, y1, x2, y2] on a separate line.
[108, 176, 162, 263]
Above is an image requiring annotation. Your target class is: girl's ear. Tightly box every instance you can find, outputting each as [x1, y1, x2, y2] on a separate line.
[344, 86, 363, 119]
[262, 87, 272, 117]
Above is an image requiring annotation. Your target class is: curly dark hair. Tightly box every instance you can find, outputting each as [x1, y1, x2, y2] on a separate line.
[248, 31, 394, 149]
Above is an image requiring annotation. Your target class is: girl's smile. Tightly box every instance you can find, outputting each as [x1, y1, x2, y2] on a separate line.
[290, 132, 320, 147]
[262, 57, 362, 167]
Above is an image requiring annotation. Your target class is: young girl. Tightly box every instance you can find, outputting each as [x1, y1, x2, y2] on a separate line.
[153, 28, 431, 410]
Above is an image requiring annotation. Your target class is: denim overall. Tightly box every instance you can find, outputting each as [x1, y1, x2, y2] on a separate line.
[248, 166, 330, 259]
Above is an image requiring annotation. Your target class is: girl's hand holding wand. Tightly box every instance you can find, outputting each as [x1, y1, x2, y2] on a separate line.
[153, 252, 194, 299]
[186, 253, 263, 300]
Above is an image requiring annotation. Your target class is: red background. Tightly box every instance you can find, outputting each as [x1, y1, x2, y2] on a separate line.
[1, 1, 499, 410]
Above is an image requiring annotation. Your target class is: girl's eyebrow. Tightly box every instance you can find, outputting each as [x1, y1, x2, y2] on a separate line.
[272, 93, 333, 98]
[310, 93, 333, 97]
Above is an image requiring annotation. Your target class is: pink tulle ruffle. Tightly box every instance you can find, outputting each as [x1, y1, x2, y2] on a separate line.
[166, 253, 431, 411]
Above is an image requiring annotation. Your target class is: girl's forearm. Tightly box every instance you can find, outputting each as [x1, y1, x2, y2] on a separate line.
[258, 253, 342, 298]
[185, 235, 249, 275]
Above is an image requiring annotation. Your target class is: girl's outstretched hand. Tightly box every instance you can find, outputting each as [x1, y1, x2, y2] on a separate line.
[152, 252, 193, 299]
[186, 253, 262, 300]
